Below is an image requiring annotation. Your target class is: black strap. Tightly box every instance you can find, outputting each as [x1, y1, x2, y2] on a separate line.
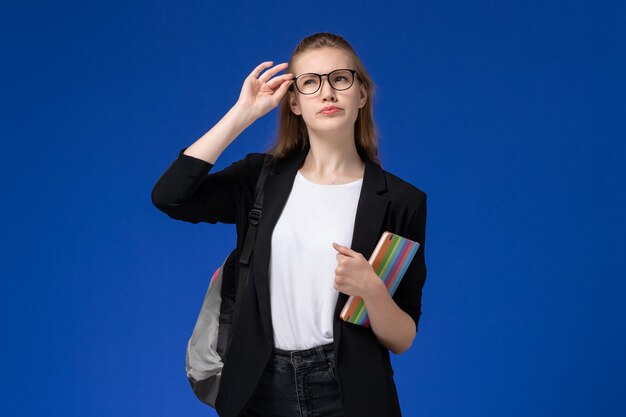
[226, 154, 274, 357]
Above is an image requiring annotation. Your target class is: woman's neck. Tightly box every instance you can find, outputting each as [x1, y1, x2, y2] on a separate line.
[300, 130, 365, 184]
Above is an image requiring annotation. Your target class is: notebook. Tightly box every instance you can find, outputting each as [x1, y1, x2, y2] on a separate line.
[340, 231, 420, 327]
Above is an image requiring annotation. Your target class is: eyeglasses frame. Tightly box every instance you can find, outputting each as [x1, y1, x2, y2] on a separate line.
[291, 68, 358, 95]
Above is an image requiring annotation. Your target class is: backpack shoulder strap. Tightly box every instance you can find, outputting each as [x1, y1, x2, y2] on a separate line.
[227, 154, 275, 355]
[239, 154, 273, 267]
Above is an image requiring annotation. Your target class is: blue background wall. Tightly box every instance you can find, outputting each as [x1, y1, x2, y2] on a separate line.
[2, 1, 625, 416]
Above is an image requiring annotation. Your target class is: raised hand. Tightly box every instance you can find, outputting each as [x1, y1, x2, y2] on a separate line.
[235, 61, 294, 121]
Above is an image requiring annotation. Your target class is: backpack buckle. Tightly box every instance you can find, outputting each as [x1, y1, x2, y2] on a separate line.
[248, 208, 262, 226]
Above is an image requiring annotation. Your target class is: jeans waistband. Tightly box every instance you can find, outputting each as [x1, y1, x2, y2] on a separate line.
[271, 342, 335, 370]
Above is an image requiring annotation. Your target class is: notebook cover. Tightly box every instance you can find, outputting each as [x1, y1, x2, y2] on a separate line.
[340, 231, 420, 327]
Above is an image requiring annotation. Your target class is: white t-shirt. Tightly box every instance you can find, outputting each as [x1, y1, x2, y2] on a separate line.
[269, 170, 364, 350]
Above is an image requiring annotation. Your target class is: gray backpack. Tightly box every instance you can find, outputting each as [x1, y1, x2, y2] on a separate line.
[185, 154, 273, 407]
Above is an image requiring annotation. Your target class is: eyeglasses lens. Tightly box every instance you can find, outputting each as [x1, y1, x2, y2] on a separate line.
[296, 70, 354, 94]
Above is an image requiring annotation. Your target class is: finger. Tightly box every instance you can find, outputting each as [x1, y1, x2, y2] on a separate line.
[270, 78, 294, 105]
[265, 73, 294, 90]
[259, 62, 290, 83]
[336, 256, 351, 269]
[332, 242, 354, 256]
[248, 61, 274, 80]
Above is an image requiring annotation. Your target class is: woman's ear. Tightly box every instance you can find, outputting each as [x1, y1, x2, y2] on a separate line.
[358, 83, 367, 109]
[289, 91, 302, 115]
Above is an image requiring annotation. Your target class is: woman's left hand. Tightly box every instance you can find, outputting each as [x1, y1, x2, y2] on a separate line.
[332, 242, 384, 300]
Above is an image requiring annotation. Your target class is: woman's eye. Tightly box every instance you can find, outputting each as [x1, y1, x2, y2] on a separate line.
[332, 74, 349, 82]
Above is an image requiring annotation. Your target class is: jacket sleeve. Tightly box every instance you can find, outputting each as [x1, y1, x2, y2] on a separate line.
[392, 193, 427, 333]
[151, 148, 261, 224]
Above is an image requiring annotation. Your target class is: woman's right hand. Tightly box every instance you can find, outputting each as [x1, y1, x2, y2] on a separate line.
[234, 61, 294, 122]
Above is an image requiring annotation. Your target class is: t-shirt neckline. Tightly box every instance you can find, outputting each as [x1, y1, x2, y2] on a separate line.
[296, 170, 363, 187]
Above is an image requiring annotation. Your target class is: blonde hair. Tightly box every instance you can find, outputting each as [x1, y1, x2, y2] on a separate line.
[264, 32, 380, 165]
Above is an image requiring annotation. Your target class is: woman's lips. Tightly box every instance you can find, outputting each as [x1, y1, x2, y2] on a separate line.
[320, 108, 342, 115]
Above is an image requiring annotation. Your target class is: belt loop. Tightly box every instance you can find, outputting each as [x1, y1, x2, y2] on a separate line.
[315, 345, 326, 362]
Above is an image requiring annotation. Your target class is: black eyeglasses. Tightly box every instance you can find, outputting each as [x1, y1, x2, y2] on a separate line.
[292, 69, 358, 95]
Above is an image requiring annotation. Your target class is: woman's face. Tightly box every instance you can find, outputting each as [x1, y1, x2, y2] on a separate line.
[289, 47, 367, 137]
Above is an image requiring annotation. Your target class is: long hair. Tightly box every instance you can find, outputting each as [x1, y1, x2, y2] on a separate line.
[264, 32, 380, 165]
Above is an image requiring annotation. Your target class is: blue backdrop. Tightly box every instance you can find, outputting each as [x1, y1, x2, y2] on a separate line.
[2, 1, 625, 416]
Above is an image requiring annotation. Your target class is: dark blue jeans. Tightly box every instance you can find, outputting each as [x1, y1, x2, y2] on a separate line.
[240, 342, 344, 417]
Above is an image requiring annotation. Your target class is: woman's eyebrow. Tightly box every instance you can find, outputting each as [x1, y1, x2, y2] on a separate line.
[298, 67, 347, 74]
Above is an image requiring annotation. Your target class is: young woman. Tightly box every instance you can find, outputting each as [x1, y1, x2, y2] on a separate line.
[152, 32, 428, 417]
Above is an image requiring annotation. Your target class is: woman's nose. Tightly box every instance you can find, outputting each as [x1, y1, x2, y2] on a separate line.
[320, 77, 337, 101]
